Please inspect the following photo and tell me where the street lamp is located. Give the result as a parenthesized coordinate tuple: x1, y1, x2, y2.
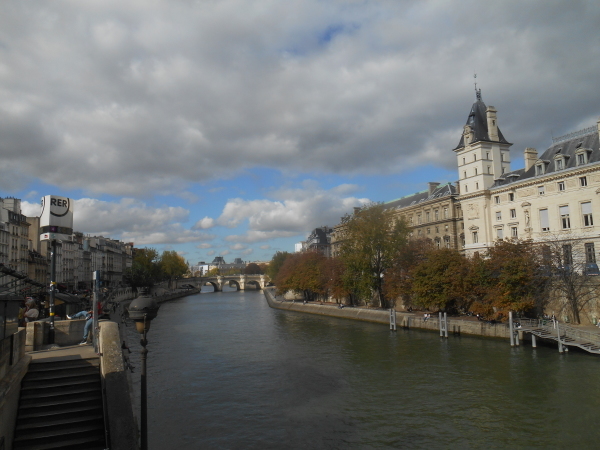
(127, 289, 160, 450)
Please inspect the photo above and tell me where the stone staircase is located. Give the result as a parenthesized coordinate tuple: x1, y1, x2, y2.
(13, 357, 107, 450)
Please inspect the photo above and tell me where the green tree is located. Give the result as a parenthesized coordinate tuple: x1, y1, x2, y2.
(244, 263, 262, 274)
(159, 250, 189, 289)
(409, 248, 470, 312)
(339, 203, 410, 308)
(124, 248, 161, 289)
(267, 251, 292, 280)
(483, 239, 547, 319)
(206, 267, 220, 276)
(275, 251, 327, 301)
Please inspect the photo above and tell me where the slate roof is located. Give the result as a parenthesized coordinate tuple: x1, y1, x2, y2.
(492, 127, 600, 188)
(454, 99, 510, 150)
(383, 183, 458, 210)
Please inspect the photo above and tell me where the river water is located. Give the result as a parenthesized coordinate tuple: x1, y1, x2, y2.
(124, 288, 600, 449)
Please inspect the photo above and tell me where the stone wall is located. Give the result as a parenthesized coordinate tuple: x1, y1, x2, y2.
(264, 288, 512, 340)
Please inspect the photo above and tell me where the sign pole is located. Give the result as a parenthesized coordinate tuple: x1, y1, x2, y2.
(48, 239, 57, 344)
(93, 270, 100, 353)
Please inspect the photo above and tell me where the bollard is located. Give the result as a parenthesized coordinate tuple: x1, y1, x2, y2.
(557, 322, 563, 353)
(509, 312, 515, 347)
(389, 308, 397, 331)
(444, 312, 449, 338)
(531, 333, 537, 348)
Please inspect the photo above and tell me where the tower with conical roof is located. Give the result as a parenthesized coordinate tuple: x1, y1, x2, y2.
(454, 89, 512, 194)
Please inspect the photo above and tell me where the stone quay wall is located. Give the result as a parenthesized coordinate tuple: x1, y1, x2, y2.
(264, 288, 512, 340)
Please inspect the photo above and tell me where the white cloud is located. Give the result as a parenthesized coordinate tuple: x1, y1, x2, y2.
(259, 245, 270, 249)
(241, 248, 253, 256)
(196, 243, 212, 249)
(1, 1, 598, 195)
(229, 243, 247, 250)
(193, 217, 216, 229)
(220, 250, 230, 256)
(207, 250, 215, 256)
(218, 184, 369, 242)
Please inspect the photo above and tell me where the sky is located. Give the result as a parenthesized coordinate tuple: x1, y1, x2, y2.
(1, 0, 599, 264)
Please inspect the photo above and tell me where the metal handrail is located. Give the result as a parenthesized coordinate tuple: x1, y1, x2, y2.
(518, 318, 600, 345)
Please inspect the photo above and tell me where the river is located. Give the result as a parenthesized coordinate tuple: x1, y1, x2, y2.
(124, 288, 600, 449)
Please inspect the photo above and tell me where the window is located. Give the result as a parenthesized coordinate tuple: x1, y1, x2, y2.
(539, 209, 550, 231)
(426, 212, 430, 222)
(445, 225, 449, 232)
(464, 185, 468, 193)
(473, 154, 477, 161)
(558, 181, 565, 191)
(463, 171, 467, 179)
(560, 205, 570, 229)
(511, 227, 518, 238)
(501, 153, 505, 161)
(475, 168, 478, 175)
(417, 214, 422, 224)
(444, 236, 450, 248)
(486, 152, 490, 159)
(494, 196, 500, 204)
(508, 193, 514, 201)
(536, 164, 544, 175)
(577, 153, 586, 165)
(556, 158, 564, 170)
(580, 176, 588, 187)
(435, 226, 439, 233)
(582, 202, 593, 226)
(435, 238, 441, 249)
(462, 158, 466, 165)
(538, 186, 545, 196)
(443, 207, 448, 219)
(434, 210, 439, 220)
(585, 243, 596, 263)
(461, 234, 465, 247)
(476, 182, 479, 190)
(496, 211, 502, 221)
(487, 166, 491, 174)
(409, 216, 413, 225)
(563, 244, 573, 265)
(502, 167, 506, 174)
(472, 232, 478, 244)
(496, 228, 503, 239)
(510, 209, 517, 219)
(427, 228, 431, 234)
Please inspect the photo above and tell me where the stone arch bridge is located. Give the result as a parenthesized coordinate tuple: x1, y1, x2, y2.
(175, 275, 269, 292)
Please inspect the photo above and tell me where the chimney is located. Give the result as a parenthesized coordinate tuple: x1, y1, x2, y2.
(428, 182, 440, 195)
(486, 106, 498, 141)
(524, 147, 538, 171)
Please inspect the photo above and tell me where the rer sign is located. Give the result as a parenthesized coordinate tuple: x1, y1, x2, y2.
(40, 195, 74, 241)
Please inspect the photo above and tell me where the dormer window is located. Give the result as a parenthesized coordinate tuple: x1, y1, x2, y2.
(576, 148, 591, 166)
(536, 164, 544, 176)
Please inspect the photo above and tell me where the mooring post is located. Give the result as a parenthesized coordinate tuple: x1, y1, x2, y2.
(509, 311, 515, 347)
(390, 308, 396, 331)
(439, 312, 443, 337)
(444, 312, 448, 338)
(531, 333, 537, 348)
(557, 322, 563, 353)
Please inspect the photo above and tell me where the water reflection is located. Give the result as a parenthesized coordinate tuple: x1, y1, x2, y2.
(123, 290, 600, 449)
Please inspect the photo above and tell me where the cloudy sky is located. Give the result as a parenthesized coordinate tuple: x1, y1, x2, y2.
(1, 0, 599, 263)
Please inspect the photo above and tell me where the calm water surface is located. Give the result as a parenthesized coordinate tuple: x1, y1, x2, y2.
(124, 288, 600, 449)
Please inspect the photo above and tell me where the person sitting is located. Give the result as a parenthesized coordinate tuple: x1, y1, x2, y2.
(24, 299, 39, 323)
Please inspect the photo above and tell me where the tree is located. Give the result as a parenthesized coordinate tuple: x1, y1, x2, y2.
(244, 263, 262, 274)
(383, 238, 432, 308)
(409, 248, 470, 312)
(275, 251, 327, 301)
(206, 267, 220, 276)
(159, 250, 188, 289)
(267, 251, 292, 280)
(483, 239, 548, 319)
(124, 248, 161, 289)
(540, 234, 596, 324)
(338, 203, 410, 308)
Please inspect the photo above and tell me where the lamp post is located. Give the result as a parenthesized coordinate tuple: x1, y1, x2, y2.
(127, 289, 160, 450)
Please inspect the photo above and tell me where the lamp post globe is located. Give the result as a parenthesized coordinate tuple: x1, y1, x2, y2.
(127, 288, 159, 450)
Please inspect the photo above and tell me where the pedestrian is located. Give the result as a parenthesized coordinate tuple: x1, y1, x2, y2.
(24, 298, 39, 323)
